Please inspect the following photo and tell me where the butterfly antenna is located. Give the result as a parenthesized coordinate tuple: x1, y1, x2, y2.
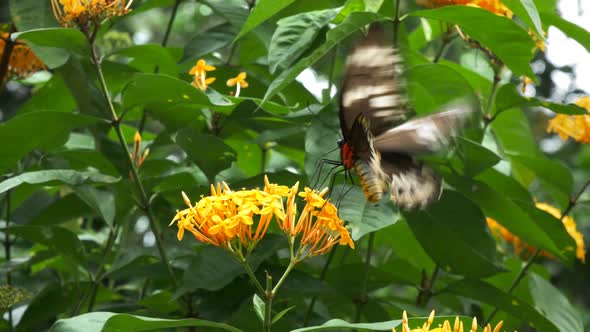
(305, 103, 343, 141)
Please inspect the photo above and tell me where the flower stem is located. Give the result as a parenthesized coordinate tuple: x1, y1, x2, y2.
(240, 259, 266, 296)
(483, 176, 590, 326)
(89, 42, 178, 288)
(263, 272, 273, 332)
(271, 259, 297, 295)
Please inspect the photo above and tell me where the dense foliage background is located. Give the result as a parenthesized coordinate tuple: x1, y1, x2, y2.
(1, 0, 589, 331)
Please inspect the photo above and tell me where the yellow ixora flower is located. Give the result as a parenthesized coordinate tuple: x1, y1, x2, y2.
(393, 310, 503, 332)
(487, 202, 586, 263)
(0, 33, 46, 81)
(169, 176, 354, 260)
(416, 0, 512, 17)
(226, 72, 248, 97)
(547, 96, 590, 143)
(51, 0, 133, 28)
(189, 59, 216, 91)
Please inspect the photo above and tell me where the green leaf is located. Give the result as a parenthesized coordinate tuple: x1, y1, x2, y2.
(494, 84, 587, 115)
(271, 306, 295, 325)
(404, 190, 504, 278)
(235, 0, 296, 41)
(446, 279, 558, 332)
(0, 112, 106, 173)
(268, 8, 340, 74)
(410, 6, 536, 78)
(9, 0, 58, 31)
(74, 185, 116, 226)
(263, 11, 388, 103)
(542, 12, 590, 54)
(0, 170, 119, 195)
(290, 319, 401, 331)
(29, 194, 93, 226)
(335, 185, 400, 240)
(407, 63, 477, 116)
(9, 226, 86, 263)
(529, 273, 584, 332)
(506, 152, 573, 207)
(112, 44, 180, 77)
(48, 312, 243, 332)
(253, 294, 265, 322)
(457, 137, 501, 177)
(13, 28, 89, 68)
(502, 0, 544, 38)
(175, 128, 237, 182)
(184, 23, 235, 62)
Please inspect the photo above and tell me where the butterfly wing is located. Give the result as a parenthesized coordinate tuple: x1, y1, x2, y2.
(374, 103, 474, 155)
(340, 25, 410, 140)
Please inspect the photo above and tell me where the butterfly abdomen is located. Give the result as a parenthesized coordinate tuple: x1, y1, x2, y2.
(353, 159, 387, 202)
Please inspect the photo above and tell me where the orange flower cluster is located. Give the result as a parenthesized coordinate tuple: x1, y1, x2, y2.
(170, 176, 354, 258)
(51, 0, 133, 28)
(487, 202, 586, 263)
(0, 33, 46, 80)
(547, 96, 590, 143)
(394, 311, 503, 332)
(416, 0, 512, 17)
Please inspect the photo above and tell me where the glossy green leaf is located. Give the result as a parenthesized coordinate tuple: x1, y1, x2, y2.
(404, 190, 503, 278)
(268, 8, 339, 73)
(542, 12, 590, 53)
(29, 194, 93, 226)
(494, 84, 587, 115)
(410, 6, 536, 78)
(407, 63, 476, 115)
(112, 44, 180, 77)
(9, 226, 86, 263)
(291, 319, 401, 331)
(184, 23, 235, 62)
(9, 0, 58, 30)
(529, 273, 584, 332)
(0, 170, 119, 195)
(235, 0, 296, 41)
(48, 312, 243, 332)
(272, 306, 295, 325)
(447, 279, 558, 332)
(457, 137, 501, 177)
(502, 0, 544, 38)
(74, 185, 116, 226)
(13, 28, 89, 68)
(253, 294, 265, 322)
(175, 128, 237, 182)
(0, 112, 106, 173)
(263, 11, 388, 103)
(335, 185, 400, 240)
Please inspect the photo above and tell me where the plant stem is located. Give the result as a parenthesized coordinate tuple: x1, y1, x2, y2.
(263, 272, 273, 332)
(303, 247, 337, 326)
(240, 259, 266, 296)
(89, 43, 178, 288)
(271, 259, 296, 295)
(416, 265, 440, 306)
(4, 189, 13, 331)
(483, 176, 590, 326)
(433, 27, 453, 63)
(354, 232, 375, 323)
(483, 68, 502, 130)
(85, 225, 120, 312)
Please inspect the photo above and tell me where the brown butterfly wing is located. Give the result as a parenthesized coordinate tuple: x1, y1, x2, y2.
(340, 25, 410, 140)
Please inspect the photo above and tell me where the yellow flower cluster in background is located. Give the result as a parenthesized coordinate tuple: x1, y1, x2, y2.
(547, 96, 590, 143)
(51, 0, 133, 27)
(393, 311, 503, 332)
(487, 202, 586, 263)
(0, 33, 46, 80)
(416, 0, 512, 17)
(170, 176, 353, 258)
(188, 58, 249, 97)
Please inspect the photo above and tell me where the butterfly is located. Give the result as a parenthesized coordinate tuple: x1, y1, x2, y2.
(338, 24, 474, 210)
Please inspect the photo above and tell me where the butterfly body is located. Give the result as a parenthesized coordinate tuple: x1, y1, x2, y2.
(338, 25, 473, 209)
